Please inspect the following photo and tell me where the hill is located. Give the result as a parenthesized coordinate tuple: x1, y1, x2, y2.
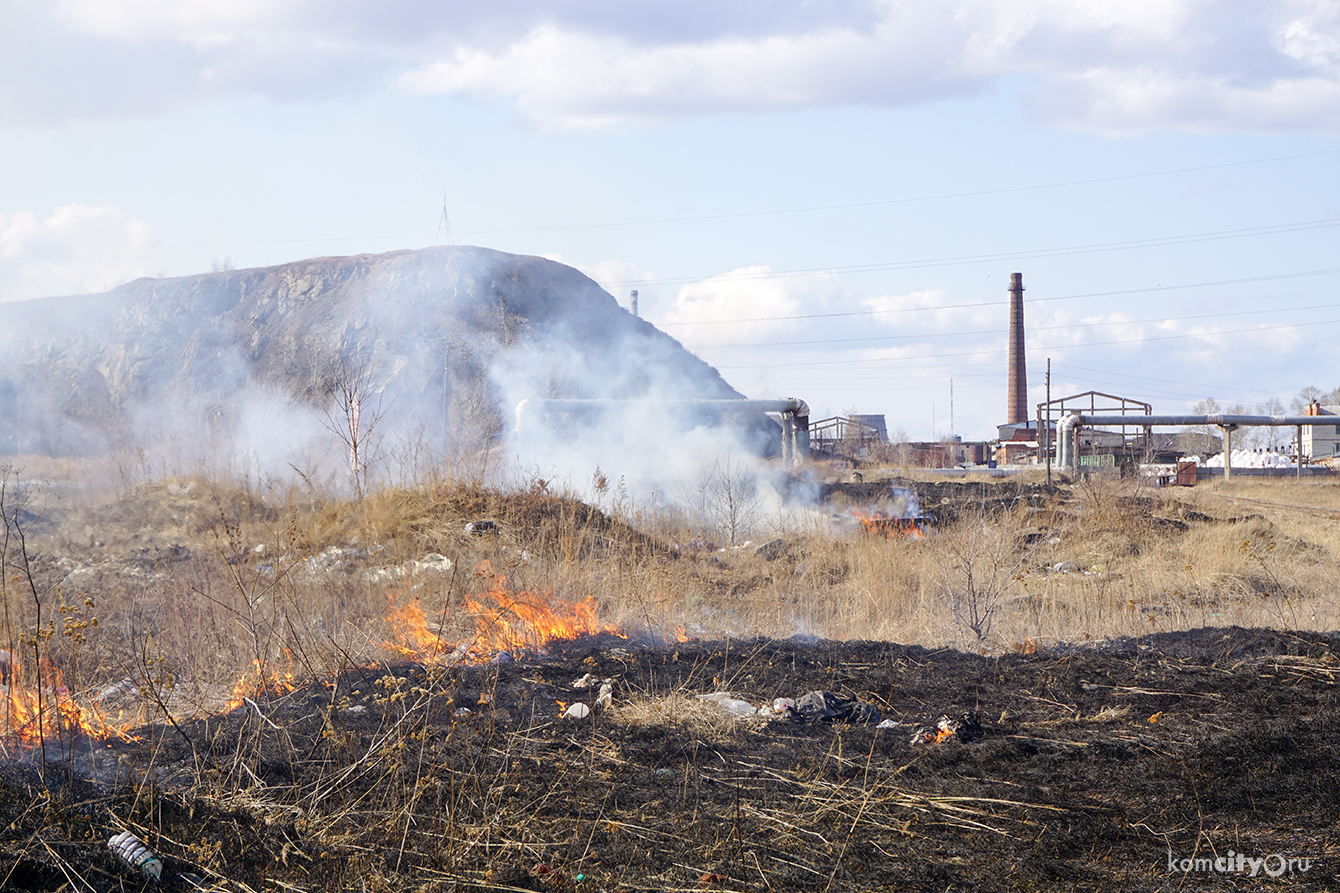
(0, 246, 746, 471)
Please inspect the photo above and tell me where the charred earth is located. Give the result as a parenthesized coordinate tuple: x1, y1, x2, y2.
(1, 628, 1337, 891)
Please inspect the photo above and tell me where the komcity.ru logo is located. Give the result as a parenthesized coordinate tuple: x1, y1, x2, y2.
(1167, 849, 1312, 878)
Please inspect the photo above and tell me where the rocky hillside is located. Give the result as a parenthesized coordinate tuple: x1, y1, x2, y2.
(0, 247, 745, 463)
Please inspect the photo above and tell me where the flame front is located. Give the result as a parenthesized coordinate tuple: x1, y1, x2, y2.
(384, 574, 622, 664)
(1, 655, 132, 748)
(223, 653, 297, 712)
(853, 508, 925, 540)
(466, 584, 615, 654)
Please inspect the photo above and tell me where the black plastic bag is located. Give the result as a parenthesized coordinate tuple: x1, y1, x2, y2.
(786, 690, 882, 725)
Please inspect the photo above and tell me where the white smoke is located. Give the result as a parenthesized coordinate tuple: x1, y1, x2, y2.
(0, 246, 816, 526)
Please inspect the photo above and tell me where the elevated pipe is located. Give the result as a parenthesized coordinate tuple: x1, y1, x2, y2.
(1056, 413, 1337, 476)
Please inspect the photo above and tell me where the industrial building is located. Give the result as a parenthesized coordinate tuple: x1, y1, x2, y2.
(1302, 403, 1340, 461)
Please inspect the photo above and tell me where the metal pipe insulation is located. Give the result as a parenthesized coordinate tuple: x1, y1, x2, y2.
(1056, 412, 1337, 476)
(1065, 414, 1329, 428)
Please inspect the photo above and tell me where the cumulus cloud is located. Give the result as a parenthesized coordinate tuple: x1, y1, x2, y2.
(398, 11, 983, 130)
(657, 267, 856, 348)
(0, 204, 160, 301)
(7, 0, 1340, 133)
(543, 253, 662, 316)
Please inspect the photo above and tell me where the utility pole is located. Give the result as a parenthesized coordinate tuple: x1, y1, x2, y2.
(1045, 358, 1051, 487)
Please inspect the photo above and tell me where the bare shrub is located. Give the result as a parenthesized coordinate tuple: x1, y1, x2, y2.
(933, 508, 1038, 646)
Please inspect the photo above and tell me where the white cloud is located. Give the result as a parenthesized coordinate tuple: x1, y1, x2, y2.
(0, 204, 160, 301)
(398, 11, 983, 130)
(863, 289, 988, 334)
(8, 0, 1340, 133)
(544, 253, 662, 314)
(657, 267, 854, 348)
(55, 0, 300, 44)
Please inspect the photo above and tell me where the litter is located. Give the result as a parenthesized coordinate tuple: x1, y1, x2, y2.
(909, 711, 983, 745)
(564, 702, 591, 719)
(784, 691, 882, 725)
(109, 831, 163, 881)
(696, 692, 759, 718)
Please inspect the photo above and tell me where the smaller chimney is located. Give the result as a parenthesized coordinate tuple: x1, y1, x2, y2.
(629, 289, 639, 317)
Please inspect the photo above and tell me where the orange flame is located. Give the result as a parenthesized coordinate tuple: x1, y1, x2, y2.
(854, 508, 925, 540)
(223, 652, 297, 712)
(383, 573, 623, 664)
(0, 654, 134, 747)
(385, 597, 446, 660)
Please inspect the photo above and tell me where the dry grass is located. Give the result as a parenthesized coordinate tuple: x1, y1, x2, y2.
(3, 457, 1340, 727)
(4, 457, 1340, 893)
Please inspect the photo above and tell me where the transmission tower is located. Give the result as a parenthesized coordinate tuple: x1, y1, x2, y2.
(434, 193, 454, 246)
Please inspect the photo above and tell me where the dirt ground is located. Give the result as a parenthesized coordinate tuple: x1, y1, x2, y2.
(2, 625, 1338, 892)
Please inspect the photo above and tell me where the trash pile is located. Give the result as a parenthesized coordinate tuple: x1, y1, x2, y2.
(685, 688, 984, 744)
(555, 668, 985, 748)
(908, 712, 983, 745)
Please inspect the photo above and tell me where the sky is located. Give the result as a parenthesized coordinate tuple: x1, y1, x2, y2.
(4, 0, 1340, 443)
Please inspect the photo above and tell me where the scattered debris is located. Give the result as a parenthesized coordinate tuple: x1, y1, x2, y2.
(696, 692, 759, 718)
(563, 702, 591, 719)
(465, 520, 498, 535)
(909, 712, 983, 745)
(784, 690, 882, 725)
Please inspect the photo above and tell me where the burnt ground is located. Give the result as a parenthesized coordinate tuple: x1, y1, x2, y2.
(1, 626, 1338, 892)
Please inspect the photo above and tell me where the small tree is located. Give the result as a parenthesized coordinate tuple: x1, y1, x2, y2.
(935, 508, 1034, 646)
(694, 457, 761, 548)
(321, 358, 391, 500)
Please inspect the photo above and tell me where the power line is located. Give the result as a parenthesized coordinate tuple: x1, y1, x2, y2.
(653, 266, 1340, 327)
(689, 299, 1340, 349)
(1051, 363, 1287, 397)
(713, 317, 1340, 368)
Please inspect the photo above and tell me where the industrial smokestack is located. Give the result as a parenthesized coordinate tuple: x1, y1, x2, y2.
(1007, 273, 1027, 425)
(629, 289, 639, 317)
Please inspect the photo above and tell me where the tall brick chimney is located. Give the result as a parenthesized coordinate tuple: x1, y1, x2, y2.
(1007, 273, 1027, 425)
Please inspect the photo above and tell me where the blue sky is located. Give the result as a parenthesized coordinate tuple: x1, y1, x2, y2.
(4, 0, 1340, 441)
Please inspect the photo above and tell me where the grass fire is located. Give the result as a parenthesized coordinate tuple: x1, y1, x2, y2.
(1, 461, 1339, 891)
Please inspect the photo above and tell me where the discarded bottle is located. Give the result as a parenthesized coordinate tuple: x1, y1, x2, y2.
(696, 692, 758, 717)
(109, 830, 163, 881)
